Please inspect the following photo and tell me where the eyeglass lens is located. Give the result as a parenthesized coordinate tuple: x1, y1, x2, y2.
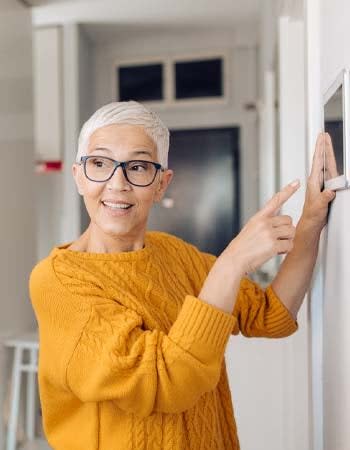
(85, 157, 157, 185)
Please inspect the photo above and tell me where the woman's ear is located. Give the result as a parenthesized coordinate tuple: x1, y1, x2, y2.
(154, 169, 174, 202)
(72, 164, 84, 196)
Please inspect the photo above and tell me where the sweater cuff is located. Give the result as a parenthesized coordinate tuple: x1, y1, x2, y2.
(168, 295, 236, 362)
(265, 284, 299, 336)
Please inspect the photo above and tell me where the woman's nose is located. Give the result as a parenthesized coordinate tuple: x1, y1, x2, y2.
(106, 166, 131, 191)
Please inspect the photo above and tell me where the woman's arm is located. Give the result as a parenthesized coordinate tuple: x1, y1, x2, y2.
(270, 219, 322, 320)
(198, 134, 335, 334)
(271, 133, 336, 320)
(198, 180, 299, 315)
(66, 296, 236, 418)
(201, 252, 298, 338)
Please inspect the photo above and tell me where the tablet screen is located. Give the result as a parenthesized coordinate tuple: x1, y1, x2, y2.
(324, 85, 344, 182)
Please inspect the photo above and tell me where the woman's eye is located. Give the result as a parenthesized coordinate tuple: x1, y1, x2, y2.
(92, 159, 105, 167)
(130, 163, 147, 171)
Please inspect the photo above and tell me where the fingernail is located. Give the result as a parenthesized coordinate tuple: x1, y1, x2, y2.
(290, 179, 300, 187)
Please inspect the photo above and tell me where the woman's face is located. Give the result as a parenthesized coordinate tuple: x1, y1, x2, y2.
(72, 123, 173, 239)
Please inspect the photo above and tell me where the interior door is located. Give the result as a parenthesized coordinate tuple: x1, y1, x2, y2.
(148, 127, 240, 255)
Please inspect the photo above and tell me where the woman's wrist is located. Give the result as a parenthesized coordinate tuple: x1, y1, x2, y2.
(296, 215, 323, 244)
(221, 239, 251, 275)
(198, 255, 246, 314)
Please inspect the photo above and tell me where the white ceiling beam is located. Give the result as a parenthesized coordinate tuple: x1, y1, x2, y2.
(32, 0, 261, 27)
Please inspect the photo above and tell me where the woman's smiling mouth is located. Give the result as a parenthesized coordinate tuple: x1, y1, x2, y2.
(101, 200, 134, 215)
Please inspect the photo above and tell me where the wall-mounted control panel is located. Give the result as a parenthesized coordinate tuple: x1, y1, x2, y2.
(323, 69, 350, 190)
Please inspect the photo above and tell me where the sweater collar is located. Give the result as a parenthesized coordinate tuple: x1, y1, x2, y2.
(51, 231, 155, 261)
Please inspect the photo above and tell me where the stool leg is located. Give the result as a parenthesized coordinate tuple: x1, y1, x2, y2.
(26, 348, 37, 440)
(6, 347, 22, 450)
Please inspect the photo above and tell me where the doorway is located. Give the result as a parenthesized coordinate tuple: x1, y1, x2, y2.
(148, 127, 240, 255)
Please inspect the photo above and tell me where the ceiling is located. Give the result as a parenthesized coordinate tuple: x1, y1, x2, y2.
(31, 0, 263, 28)
(26, 0, 83, 5)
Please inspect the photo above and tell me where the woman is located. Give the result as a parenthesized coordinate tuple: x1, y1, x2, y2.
(30, 101, 335, 450)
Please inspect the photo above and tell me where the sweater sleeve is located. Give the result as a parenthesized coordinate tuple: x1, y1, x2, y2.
(66, 294, 236, 418)
(200, 251, 298, 338)
(234, 278, 298, 338)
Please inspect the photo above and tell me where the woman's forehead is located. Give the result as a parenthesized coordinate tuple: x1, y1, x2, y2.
(87, 123, 157, 156)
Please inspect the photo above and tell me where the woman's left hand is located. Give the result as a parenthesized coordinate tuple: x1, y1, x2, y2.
(301, 132, 336, 232)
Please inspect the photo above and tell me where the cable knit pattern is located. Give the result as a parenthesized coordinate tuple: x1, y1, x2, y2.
(29, 231, 298, 450)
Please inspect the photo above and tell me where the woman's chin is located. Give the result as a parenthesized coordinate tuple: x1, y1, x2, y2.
(90, 209, 148, 239)
(99, 222, 133, 237)
(97, 217, 146, 238)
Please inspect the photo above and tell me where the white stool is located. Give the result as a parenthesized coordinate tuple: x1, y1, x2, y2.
(4, 331, 39, 450)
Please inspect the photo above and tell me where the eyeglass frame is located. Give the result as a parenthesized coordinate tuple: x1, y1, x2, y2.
(79, 155, 165, 187)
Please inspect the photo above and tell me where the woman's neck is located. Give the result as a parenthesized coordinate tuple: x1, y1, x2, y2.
(71, 223, 146, 254)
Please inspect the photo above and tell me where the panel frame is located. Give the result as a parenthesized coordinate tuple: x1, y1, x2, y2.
(323, 68, 350, 190)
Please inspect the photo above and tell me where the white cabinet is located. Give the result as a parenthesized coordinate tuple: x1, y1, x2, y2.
(33, 27, 63, 164)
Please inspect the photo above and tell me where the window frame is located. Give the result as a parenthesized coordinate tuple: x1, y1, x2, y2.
(112, 51, 230, 108)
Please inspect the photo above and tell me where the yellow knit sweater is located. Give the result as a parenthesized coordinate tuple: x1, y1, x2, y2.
(29, 230, 298, 450)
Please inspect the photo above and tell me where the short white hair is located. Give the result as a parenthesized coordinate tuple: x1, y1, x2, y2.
(76, 101, 170, 168)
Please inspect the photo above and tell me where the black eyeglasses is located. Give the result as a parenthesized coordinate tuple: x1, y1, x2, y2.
(80, 155, 164, 187)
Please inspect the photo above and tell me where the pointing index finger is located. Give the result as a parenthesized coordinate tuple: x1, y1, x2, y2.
(259, 179, 301, 217)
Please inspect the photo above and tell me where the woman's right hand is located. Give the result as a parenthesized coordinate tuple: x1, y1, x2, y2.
(222, 179, 301, 273)
(198, 180, 300, 314)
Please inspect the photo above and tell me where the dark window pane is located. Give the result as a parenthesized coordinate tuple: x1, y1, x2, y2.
(118, 64, 163, 102)
(175, 58, 223, 99)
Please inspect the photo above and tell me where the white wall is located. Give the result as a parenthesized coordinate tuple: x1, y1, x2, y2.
(319, 1, 350, 449)
(256, 1, 279, 281)
(78, 25, 95, 232)
(305, 2, 324, 449)
(79, 26, 95, 125)
(258, 0, 278, 99)
(33, 27, 63, 163)
(278, 13, 310, 450)
(0, 0, 37, 445)
(0, 3, 37, 337)
(33, 26, 65, 260)
(36, 173, 63, 261)
(306, 0, 350, 449)
(60, 23, 81, 243)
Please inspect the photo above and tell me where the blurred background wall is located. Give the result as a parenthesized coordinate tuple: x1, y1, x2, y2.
(0, 0, 37, 445)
